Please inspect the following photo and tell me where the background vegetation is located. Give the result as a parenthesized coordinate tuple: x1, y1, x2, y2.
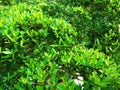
(0, 0, 120, 90)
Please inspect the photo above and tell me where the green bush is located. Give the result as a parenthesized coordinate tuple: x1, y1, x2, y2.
(0, 0, 120, 90)
(40, 0, 120, 63)
(0, 2, 77, 89)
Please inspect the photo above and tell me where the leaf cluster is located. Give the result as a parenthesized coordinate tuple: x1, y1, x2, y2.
(0, 0, 120, 90)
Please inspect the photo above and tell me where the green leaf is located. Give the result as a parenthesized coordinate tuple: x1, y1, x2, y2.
(14, 84, 24, 90)
(20, 77, 28, 84)
(2, 50, 12, 54)
(57, 84, 67, 90)
(0, 47, 1, 54)
(36, 86, 44, 90)
(96, 59, 104, 67)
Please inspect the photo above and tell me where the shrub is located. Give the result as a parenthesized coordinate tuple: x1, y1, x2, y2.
(0, 2, 77, 89)
(40, 0, 120, 64)
(0, 0, 119, 90)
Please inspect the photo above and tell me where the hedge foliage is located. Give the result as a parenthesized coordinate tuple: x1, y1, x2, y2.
(0, 0, 120, 90)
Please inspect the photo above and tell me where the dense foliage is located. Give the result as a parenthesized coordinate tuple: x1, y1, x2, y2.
(0, 0, 120, 90)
